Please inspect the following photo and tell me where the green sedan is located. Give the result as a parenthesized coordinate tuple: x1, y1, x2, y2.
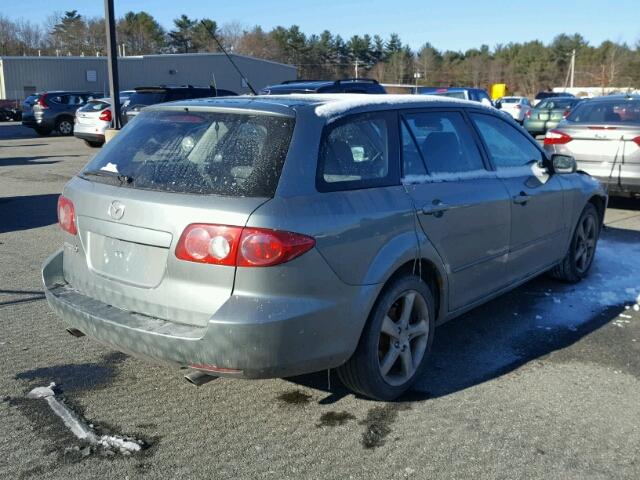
(524, 97, 583, 136)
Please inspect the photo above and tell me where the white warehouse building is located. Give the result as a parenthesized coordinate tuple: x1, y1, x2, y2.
(0, 53, 297, 100)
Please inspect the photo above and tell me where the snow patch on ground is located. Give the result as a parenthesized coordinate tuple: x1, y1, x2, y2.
(27, 383, 143, 456)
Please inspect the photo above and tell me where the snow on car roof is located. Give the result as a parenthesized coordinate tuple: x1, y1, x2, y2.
(279, 93, 494, 118)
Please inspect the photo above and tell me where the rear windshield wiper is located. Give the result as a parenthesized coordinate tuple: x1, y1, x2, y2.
(81, 169, 134, 186)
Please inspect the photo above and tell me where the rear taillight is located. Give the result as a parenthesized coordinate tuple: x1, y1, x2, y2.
(35, 94, 48, 109)
(525, 110, 532, 118)
(562, 109, 570, 118)
(57, 195, 77, 235)
(99, 109, 112, 122)
(175, 224, 315, 267)
(632, 136, 640, 147)
(544, 129, 572, 145)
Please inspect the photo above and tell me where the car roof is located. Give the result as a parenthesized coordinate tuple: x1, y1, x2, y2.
(150, 93, 496, 118)
(586, 94, 640, 102)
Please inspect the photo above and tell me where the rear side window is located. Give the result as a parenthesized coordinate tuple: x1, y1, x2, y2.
(127, 92, 167, 106)
(82, 110, 295, 197)
(567, 100, 640, 124)
(317, 113, 398, 191)
(48, 95, 69, 105)
(402, 111, 485, 174)
(470, 113, 543, 168)
(538, 98, 576, 110)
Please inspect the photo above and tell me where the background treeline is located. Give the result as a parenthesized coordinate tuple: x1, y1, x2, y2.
(1, 10, 639, 96)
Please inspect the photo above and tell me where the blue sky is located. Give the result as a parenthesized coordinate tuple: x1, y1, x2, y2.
(5, 0, 640, 51)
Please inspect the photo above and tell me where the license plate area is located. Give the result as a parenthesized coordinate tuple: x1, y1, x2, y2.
(86, 232, 168, 288)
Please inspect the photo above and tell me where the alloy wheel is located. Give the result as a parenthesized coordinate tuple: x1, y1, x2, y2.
(58, 120, 73, 135)
(575, 213, 597, 274)
(377, 290, 430, 386)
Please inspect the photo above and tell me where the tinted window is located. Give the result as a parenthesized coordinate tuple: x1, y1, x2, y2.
(434, 91, 467, 100)
(48, 95, 69, 105)
(82, 111, 295, 197)
(501, 98, 519, 104)
(127, 92, 167, 106)
(471, 113, 543, 168)
(401, 122, 427, 176)
(403, 111, 485, 174)
(318, 114, 396, 190)
(567, 100, 640, 124)
(537, 98, 576, 110)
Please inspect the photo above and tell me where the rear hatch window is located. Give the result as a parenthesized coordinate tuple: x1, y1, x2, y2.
(127, 91, 168, 107)
(567, 100, 640, 124)
(78, 100, 109, 112)
(82, 110, 295, 197)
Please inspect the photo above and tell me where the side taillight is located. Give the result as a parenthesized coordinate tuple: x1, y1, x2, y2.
(99, 109, 112, 122)
(632, 136, 640, 147)
(175, 224, 315, 267)
(525, 110, 532, 118)
(57, 195, 77, 235)
(562, 109, 571, 118)
(35, 94, 49, 109)
(544, 129, 572, 146)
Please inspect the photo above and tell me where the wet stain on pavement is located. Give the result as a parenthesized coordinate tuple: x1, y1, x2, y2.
(316, 411, 356, 427)
(360, 403, 411, 449)
(277, 390, 313, 405)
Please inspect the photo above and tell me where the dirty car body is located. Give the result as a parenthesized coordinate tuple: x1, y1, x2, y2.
(42, 94, 607, 399)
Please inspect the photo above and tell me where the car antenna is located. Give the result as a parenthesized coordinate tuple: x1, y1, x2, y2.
(202, 21, 257, 95)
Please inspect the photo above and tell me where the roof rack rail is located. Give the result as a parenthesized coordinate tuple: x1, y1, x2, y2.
(335, 78, 379, 85)
(280, 79, 323, 84)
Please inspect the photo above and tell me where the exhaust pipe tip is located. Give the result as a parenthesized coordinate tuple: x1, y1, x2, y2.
(66, 328, 85, 338)
(184, 370, 217, 387)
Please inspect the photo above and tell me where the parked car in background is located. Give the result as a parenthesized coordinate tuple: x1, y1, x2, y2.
(121, 85, 237, 124)
(0, 106, 21, 121)
(43, 94, 606, 401)
(74, 97, 129, 148)
(21, 91, 100, 136)
(495, 96, 532, 123)
(544, 95, 640, 197)
(533, 91, 575, 107)
(259, 78, 386, 95)
(417, 87, 494, 106)
(524, 97, 583, 136)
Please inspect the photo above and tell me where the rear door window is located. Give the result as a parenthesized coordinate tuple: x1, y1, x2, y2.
(402, 111, 485, 174)
(82, 110, 295, 197)
(470, 113, 543, 168)
(317, 113, 398, 191)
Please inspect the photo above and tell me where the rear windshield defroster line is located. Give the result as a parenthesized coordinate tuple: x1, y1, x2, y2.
(81, 110, 295, 197)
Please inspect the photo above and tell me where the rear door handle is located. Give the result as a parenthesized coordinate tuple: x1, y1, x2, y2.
(513, 192, 530, 205)
(422, 200, 450, 217)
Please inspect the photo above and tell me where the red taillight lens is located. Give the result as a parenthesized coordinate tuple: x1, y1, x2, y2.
(632, 136, 640, 147)
(35, 95, 48, 109)
(57, 195, 77, 235)
(238, 228, 315, 267)
(175, 224, 315, 267)
(544, 129, 572, 145)
(525, 110, 532, 118)
(175, 224, 242, 266)
(99, 109, 112, 122)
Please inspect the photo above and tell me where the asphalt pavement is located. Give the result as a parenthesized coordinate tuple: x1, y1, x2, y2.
(1, 122, 639, 479)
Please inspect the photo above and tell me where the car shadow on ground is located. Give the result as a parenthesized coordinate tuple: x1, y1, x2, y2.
(0, 123, 48, 141)
(608, 196, 640, 211)
(0, 193, 59, 233)
(0, 156, 62, 167)
(289, 225, 640, 403)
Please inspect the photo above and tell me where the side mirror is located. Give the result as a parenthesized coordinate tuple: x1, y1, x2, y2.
(551, 154, 577, 174)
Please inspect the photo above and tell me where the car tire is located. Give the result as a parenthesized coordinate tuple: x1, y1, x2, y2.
(84, 140, 103, 148)
(337, 275, 435, 401)
(34, 127, 51, 136)
(550, 203, 600, 283)
(56, 118, 74, 136)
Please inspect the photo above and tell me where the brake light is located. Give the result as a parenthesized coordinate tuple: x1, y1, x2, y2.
(57, 195, 77, 235)
(632, 136, 640, 147)
(544, 129, 572, 145)
(35, 95, 48, 109)
(175, 224, 315, 267)
(525, 110, 532, 118)
(562, 109, 570, 118)
(99, 109, 112, 122)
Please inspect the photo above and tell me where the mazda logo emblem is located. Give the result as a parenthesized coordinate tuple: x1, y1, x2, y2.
(108, 200, 125, 220)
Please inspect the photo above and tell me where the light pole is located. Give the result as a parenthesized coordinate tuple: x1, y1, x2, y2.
(104, 0, 121, 130)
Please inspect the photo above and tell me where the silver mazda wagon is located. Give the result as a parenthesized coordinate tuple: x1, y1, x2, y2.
(42, 94, 607, 400)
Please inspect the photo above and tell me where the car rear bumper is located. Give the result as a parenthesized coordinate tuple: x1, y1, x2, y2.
(42, 250, 370, 378)
(73, 131, 105, 143)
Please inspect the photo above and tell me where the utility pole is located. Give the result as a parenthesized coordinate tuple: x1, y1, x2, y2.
(104, 0, 121, 129)
(570, 49, 576, 89)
